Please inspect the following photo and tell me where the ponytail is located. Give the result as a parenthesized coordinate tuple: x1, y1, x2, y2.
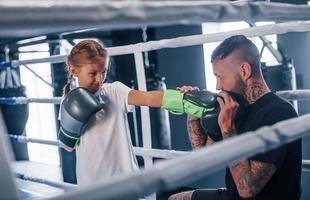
(63, 75, 72, 96)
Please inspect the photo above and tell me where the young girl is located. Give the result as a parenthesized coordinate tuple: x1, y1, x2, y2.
(62, 40, 166, 186)
(61, 40, 213, 186)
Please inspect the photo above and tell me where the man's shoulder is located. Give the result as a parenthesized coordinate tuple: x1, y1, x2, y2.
(270, 94, 297, 116)
(260, 94, 297, 126)
(260, 93, 296, 116)
(245, 93, 297, 129)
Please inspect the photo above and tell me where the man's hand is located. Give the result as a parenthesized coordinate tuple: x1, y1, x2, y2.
(217, 91, 239, 139)
(177, 85, 200, 120)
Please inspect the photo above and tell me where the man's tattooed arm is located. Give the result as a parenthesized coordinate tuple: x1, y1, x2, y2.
(187, 116, 213, 149)
(230, 160, 276, 198)
(168, 191, 194, 200)
(221, 114, 276, 198)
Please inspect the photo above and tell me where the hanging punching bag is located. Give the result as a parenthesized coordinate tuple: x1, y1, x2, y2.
(149, 77, 172, 150)
(156, 78, 172, 149)
(0, 68, 29, 161)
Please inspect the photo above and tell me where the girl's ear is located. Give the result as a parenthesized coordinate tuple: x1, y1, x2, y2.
(69, 65, 80, 76)
(240, 62, 252, 81)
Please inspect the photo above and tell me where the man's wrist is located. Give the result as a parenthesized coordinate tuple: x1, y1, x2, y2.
(188, 115, 200, 122)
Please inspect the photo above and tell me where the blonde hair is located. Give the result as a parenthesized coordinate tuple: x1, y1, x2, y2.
(63, 40, 108, 95)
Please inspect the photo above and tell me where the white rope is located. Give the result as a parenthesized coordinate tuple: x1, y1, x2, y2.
(48, 114, 310, 200)
(7, 134, 310, 171)
(15, 172, 77, 191)
(133, 148, 190, 159)
(7, 134, 189, 159)
(1, 1, 310, 38)
(10, 20, 310, 67)
(8, 135, 65, 148)
(0, 97, 62, 105)
(1, 89, 310, 105)
(276, 90, 310, 101)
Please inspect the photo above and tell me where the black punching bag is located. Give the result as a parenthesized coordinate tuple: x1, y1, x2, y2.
(0, 86, 29, 160)
(149, 78, 172, 150)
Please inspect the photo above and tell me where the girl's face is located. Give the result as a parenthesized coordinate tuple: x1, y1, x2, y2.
(71, 57, 109, 93)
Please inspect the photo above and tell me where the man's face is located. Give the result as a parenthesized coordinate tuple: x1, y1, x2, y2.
(212, 55, 247, 95)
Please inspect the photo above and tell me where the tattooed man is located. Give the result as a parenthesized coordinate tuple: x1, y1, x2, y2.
(169, 35, 301, 200)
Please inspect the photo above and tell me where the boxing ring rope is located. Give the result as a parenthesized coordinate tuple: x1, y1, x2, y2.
(47, 114, 310, 200)
(1, 89, 310, 105)
(276, 90, 310, 101)
(7, 130, 310, 194)
(7, 20, 310, 67)
(0, 97, 62, 105)
(1, 1, 310, 38)
(14, 172, 77, 192)
(7, 134, 190, 160)
(7, 133, 310, 171)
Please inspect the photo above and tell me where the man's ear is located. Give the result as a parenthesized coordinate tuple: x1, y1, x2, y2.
(240, 62, 252, 81)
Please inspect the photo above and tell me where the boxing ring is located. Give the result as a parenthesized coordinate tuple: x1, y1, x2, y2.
(1, 1, 310, 200)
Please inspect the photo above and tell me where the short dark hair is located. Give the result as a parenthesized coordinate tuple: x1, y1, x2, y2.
(211, 35, 260, 77)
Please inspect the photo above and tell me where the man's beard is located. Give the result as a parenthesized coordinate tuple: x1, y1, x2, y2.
(232, 75, 247, 98)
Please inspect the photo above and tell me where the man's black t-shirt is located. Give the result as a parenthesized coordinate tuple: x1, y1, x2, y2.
(225, 92, 302, 200)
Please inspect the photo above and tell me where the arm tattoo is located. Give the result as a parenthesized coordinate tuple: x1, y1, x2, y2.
(187, 118, 207, 149)
(230, 160, 276, 198)
(222, 129, 237, 139)
(168, 191, 194, 200)
(206, 135, 214, 145)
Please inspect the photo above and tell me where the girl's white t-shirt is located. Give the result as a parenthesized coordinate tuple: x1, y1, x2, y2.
(75, 81, 138, 186)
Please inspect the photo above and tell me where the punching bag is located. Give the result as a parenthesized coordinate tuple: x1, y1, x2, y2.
(149, 78, 172, 150)
(0, 86, 29, 160)
(0, 66, 29, 161)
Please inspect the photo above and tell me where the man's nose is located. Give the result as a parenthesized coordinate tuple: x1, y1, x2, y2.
(216, 81, 222, 91)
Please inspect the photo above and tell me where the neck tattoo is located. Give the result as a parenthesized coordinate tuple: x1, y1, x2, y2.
(245, 82, 269, 104)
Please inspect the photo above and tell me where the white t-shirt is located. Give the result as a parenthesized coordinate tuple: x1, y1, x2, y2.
(75, 81, 138, 186)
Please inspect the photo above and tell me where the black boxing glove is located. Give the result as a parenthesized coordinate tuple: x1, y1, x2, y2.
(200, 92, 248, 142)
(58, 87, 103, 151)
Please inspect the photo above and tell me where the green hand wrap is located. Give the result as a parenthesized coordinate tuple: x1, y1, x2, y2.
(162, 90, 215, 118)
(162, 90, 184, 114)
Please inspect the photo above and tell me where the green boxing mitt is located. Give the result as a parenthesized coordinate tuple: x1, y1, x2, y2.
(161, 90, 218, 118)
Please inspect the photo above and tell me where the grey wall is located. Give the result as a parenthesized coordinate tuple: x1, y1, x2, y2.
(278, 32, 310, 200)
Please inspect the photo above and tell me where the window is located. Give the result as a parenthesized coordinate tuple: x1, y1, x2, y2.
(19, 43, 59, 165)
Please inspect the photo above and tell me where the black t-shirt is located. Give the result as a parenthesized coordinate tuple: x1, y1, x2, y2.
(225, 92, 302, 200)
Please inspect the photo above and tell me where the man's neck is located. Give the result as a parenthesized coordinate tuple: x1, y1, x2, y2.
(245, 81, 270, 104)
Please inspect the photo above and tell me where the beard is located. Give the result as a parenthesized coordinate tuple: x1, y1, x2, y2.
(231, 75, 247, 98)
